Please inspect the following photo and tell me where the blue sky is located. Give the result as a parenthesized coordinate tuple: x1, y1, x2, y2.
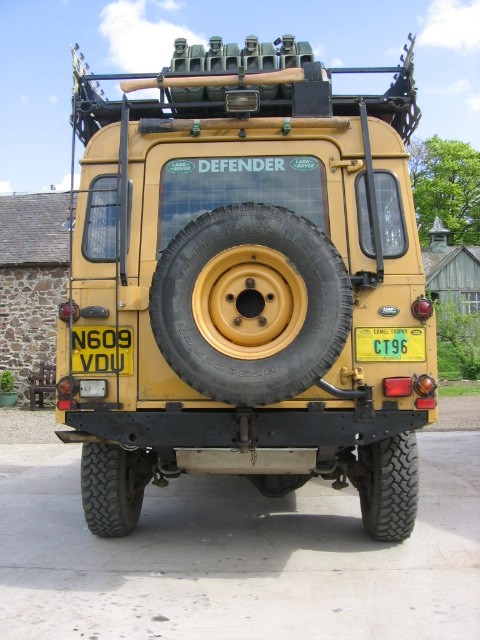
(1, 0, 479, 194)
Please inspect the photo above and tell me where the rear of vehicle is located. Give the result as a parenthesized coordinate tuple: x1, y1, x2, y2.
(56, 36, 437, 541)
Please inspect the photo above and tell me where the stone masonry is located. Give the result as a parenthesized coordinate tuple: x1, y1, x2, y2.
(0, 192, 73, 406)
(0, 266, 68, 404)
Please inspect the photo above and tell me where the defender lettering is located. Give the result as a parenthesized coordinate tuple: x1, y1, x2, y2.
(198, 157, 285, 173)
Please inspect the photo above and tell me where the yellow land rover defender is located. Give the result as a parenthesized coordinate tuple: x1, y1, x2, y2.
(56, 35, 437, 541)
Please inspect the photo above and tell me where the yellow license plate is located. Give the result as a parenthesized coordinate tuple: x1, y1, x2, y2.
(71, 326, 133, 375)
(355, 327, 426, 362)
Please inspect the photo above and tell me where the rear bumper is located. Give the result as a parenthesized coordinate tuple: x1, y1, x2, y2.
(62, 407, 429, 448)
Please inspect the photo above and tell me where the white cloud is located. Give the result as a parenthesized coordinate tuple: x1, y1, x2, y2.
(43, 173, 80, 192)
(158, 0, 184, 10)
(418, 0, 480, 52)
(99, 0, 206, 72)
(20, 95, 28, 106)
(329, 58, 344, 67)
(467, 93, 480, 110)
(424, 78, 471, 94)
(447, 79, 471, 93)
(0, 180, 13, 195)
(49, 95, 59, 105)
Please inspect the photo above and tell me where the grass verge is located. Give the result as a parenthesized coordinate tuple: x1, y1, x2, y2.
(438, 382, 480, 397)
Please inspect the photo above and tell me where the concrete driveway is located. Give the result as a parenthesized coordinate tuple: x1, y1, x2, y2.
(0, 425, 478, 639)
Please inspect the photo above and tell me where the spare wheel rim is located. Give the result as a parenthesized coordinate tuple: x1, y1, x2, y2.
(191, 245, 308, 360)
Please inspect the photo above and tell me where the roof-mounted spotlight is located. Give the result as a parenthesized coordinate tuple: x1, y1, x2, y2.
(225, 89, 260, 115)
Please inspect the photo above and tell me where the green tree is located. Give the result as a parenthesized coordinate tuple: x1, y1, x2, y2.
(407, 136, 480, 245)
(435, 299, 480, 379)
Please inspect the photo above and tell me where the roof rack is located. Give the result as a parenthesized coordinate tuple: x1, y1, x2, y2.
(71, 34, 421, 146)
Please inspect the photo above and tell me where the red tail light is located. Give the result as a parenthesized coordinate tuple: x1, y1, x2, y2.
(383, 377, 413, 397)
(415, 397, 436, 410)
(57, 398, 78, 411)
(59, 301, 80, 323)
(412, 296, 434, 320)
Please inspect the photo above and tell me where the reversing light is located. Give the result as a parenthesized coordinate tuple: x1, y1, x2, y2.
(225, 90, 260, 113)
(383, 377, 413, 397)
(412, 296, 434, 321)
(414, 374, 438, 397)
(59, 301, 80, 323)
(56, 375, 79, 398)
(79, 379, 108, 398)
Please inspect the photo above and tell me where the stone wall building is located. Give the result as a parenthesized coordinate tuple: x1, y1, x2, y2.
(0, 193, 73, 404)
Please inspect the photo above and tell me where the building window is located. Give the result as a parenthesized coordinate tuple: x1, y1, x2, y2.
(460, 292, 480, 314)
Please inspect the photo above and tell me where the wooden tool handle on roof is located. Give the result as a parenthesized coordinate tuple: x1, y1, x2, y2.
(120, 67, 306, 94)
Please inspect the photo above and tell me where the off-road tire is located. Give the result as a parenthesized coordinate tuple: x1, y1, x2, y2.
(149, 203, 353, 406)
(81, 443, 146, 537)
(358, 431, 419, 542)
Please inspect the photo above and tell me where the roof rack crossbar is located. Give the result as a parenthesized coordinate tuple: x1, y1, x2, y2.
(71, 35, 421, 146)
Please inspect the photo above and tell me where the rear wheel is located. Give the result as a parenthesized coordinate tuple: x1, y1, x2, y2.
(358, 432, 419, 542)
(81, 443, 150, 537)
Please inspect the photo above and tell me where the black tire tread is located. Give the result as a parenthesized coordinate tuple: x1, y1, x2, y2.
(360, 431, 419, 542)
(81, 443, 144, 538)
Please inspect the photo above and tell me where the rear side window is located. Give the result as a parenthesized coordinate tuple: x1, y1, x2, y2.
(83, 175, 131, 261)
(356, 171, 407, 258)
(159, 156, 327, 250)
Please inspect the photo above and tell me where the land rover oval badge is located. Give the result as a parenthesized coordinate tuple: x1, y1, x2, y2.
(378, 305, 400, 317)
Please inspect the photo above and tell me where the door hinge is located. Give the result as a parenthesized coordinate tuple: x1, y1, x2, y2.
(329, 158, 364, 173)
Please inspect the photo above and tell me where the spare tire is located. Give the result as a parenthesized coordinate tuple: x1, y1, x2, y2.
(149, 203, 353, 406)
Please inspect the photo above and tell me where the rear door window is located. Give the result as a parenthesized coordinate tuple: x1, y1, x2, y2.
(159, 156, 327, 250)
(356, 171, 407, 257)
(83, 175, 131, 261)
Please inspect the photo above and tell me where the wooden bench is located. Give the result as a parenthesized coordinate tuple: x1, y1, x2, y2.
(28, 363, 56, 410)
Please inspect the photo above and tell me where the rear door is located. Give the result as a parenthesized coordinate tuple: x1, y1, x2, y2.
(138, 138, 354, 404)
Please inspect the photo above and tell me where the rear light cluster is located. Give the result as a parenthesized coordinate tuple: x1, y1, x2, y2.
(58, 301, 109, 322)
(56, 375, 79, 410)
(56, 376, 108, 410)
(383, 374, 437, 409)
(381, 295, 436, 407)
(413, 374, 438, 409)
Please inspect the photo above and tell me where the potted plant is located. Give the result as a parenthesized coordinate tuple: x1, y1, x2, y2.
(0, 370, 18, 407)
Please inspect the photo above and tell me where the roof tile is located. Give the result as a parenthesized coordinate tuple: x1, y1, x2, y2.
(0, 192, 75, 266)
